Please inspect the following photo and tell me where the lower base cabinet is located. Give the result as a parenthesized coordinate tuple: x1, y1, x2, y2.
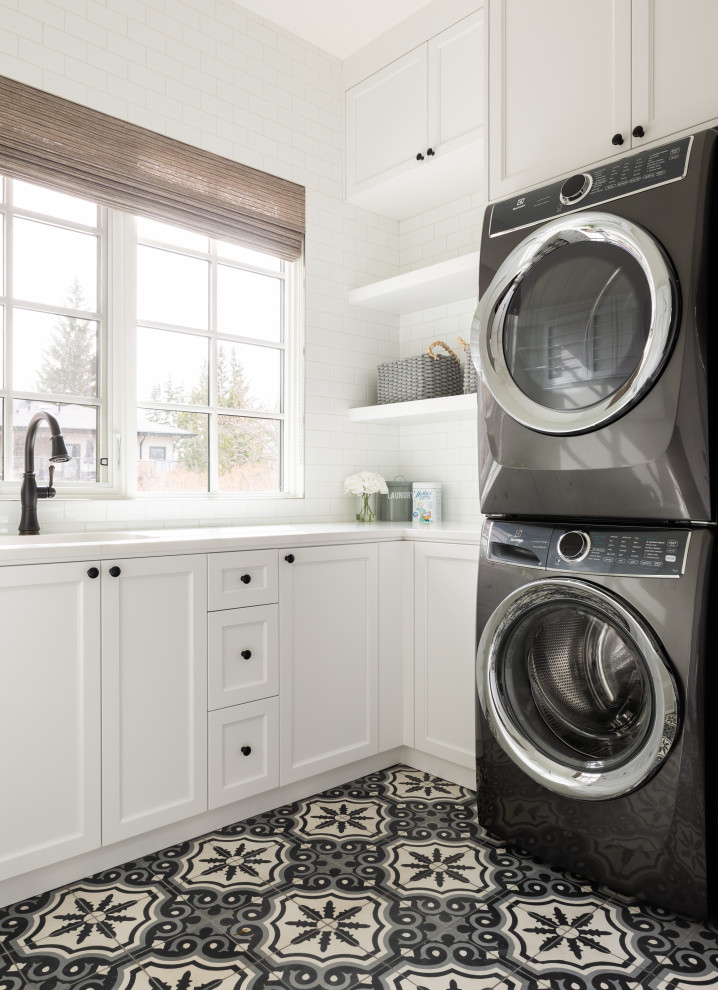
(102, 554, 208, 845)
(414, 541, 479, 768)
(279, 543, 379, 784)
(208, 697, 279, 808)
(0, 561, 101, 882)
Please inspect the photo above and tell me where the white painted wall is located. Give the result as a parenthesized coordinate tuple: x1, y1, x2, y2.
(0, 0, 482, 530)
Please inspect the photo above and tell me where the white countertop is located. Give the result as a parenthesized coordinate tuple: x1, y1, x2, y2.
(0, 520, 484, 565)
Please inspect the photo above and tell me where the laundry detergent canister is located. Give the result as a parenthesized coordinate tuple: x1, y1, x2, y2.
(377, 478, 413, 521)
(412, 482, 442, 527)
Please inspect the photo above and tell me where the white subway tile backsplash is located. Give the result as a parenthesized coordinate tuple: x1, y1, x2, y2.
(0, 0, 481, 530)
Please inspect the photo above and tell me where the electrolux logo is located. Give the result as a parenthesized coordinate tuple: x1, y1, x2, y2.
(512, 197, 526, 211)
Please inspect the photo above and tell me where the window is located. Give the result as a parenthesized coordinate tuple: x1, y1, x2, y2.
(135, 218, 293, 495)
(0, 175, 303, 498)
(0, 176, 107, 486)
(0, 74, 305, 499)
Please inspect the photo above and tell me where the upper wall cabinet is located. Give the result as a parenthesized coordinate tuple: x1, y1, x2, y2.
(345, 9, 485, 219)
(488, 0, 718, 201)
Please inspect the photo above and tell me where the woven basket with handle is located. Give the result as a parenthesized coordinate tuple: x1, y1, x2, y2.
(377, 341, 462, 404)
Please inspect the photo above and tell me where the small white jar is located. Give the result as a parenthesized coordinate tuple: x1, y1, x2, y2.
(412, 482, 442, 527)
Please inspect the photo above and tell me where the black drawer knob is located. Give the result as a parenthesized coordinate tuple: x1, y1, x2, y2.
(611, 132, 624, 146)
(241, 649, 252, 660)
(241, 745, 252, 756)
(426, 147, 435, 156)
(416, 152, 424, 161)
(109, 566, 121, 577)
(285, 554, 295, 563)
(87, 567, 99, 579)
(632, 124, 645, 138)
(240, 574, 251, 584)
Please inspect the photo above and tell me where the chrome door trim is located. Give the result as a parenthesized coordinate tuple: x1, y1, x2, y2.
(476, 578, 679, 800)
(470, 212, 678, 435)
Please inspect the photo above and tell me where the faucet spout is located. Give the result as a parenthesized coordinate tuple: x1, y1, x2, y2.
(19, 411, 72, 535)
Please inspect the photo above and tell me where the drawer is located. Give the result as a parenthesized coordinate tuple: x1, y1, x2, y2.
(208, 697, 279, 809)
(207, 549, 278, 610)
(208, 604, 279, 710)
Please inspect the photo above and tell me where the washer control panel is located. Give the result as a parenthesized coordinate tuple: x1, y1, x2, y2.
(548, 528, 689, 576)
(487, 521, 689, 576)
(489, 135, 691, 236)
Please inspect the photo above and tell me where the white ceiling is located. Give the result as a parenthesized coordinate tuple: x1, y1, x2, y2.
(235, 0, 435, 59)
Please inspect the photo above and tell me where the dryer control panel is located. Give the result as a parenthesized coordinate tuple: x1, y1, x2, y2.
(489, 136, 692, 236)
(487, 521, 690, 577)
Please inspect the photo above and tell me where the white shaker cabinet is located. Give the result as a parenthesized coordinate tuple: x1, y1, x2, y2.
(279, 543, 379, 784)
(631, 0, 718, 152)
(345, 9, 484, 219)
(488, 0, 631, 200)
(489, 0, 718, 201)
(414, 542, 479, 769)
(102, 554, 208, 845)
(0, 562, 101, 881)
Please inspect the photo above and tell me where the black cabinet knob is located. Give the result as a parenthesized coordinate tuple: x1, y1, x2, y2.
(426, 147, 435, 156)
(632, 124, 645, 138)
(416, 152, 424, 161)
(611, 133, 624, 146)
(109, 565, 121, 577)
(285, 553, 295, 563)
(240, 573, 251, 584)
(241, 745, 252, 756)
(87, 567, 99, 579)
(241, 649, 252, 660)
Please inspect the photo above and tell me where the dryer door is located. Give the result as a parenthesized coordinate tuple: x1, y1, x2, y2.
(477, 578, 679, 800)
(471, 211, 678, 435)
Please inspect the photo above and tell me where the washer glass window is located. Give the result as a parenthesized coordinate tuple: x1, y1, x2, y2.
(503, 242, 652, 411)
(473, 212, 678, 435)
(478, 579, 679, 799)
(499, 599, 651, 768)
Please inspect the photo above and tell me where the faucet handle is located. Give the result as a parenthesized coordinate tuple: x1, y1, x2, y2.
(37, 464, 56, 500)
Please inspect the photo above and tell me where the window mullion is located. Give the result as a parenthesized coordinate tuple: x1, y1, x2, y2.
(4, 180, 13, 484)
(208, 245, 218, 494)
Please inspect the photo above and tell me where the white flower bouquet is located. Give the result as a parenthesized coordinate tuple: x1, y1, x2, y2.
(344, 471, 388, 522)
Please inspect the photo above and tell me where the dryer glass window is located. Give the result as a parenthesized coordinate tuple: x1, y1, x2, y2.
(499, 600, 652, 769)
(502, 243, 652, 411)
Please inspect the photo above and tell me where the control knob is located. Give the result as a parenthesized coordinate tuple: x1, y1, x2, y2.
(559, 173, 592, 205)
(556, 530, 591, 563)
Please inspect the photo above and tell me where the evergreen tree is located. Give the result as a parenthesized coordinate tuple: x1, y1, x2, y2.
(149, 345, 275, 476)
(36, 278, 96, 396)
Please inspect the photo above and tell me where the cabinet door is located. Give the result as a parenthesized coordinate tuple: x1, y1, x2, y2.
(488, 0, 632, 199)
(414, 543, 479, 769)
(631, 0, 718, 148)
(0, 562, 101, 881)
(279, 544, 379, 784)
(345, 45, 428, 194)
(428, 10, 485, 158)
(102, 554, 207, 844)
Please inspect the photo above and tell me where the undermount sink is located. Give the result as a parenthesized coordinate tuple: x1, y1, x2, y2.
(0, 531, 160, 547)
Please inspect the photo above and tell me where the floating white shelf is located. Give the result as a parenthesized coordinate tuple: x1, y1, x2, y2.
(348, 392, 477, 425)
(348, 252, 480, 315)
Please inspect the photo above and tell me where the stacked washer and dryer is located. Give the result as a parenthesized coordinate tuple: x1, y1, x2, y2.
(470, 130, 718, 918)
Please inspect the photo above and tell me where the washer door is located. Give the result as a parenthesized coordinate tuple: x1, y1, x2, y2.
(471, 211, 678, 435)
(477, 578, 679, 800)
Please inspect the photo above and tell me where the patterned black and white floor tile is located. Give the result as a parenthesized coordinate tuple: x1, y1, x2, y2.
(1, 764, 717, 990)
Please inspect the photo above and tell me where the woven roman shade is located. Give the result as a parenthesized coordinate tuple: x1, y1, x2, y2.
(0, 75, 305, 260)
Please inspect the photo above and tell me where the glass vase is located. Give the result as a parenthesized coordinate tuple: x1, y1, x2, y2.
(356, 492, 375, 523)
